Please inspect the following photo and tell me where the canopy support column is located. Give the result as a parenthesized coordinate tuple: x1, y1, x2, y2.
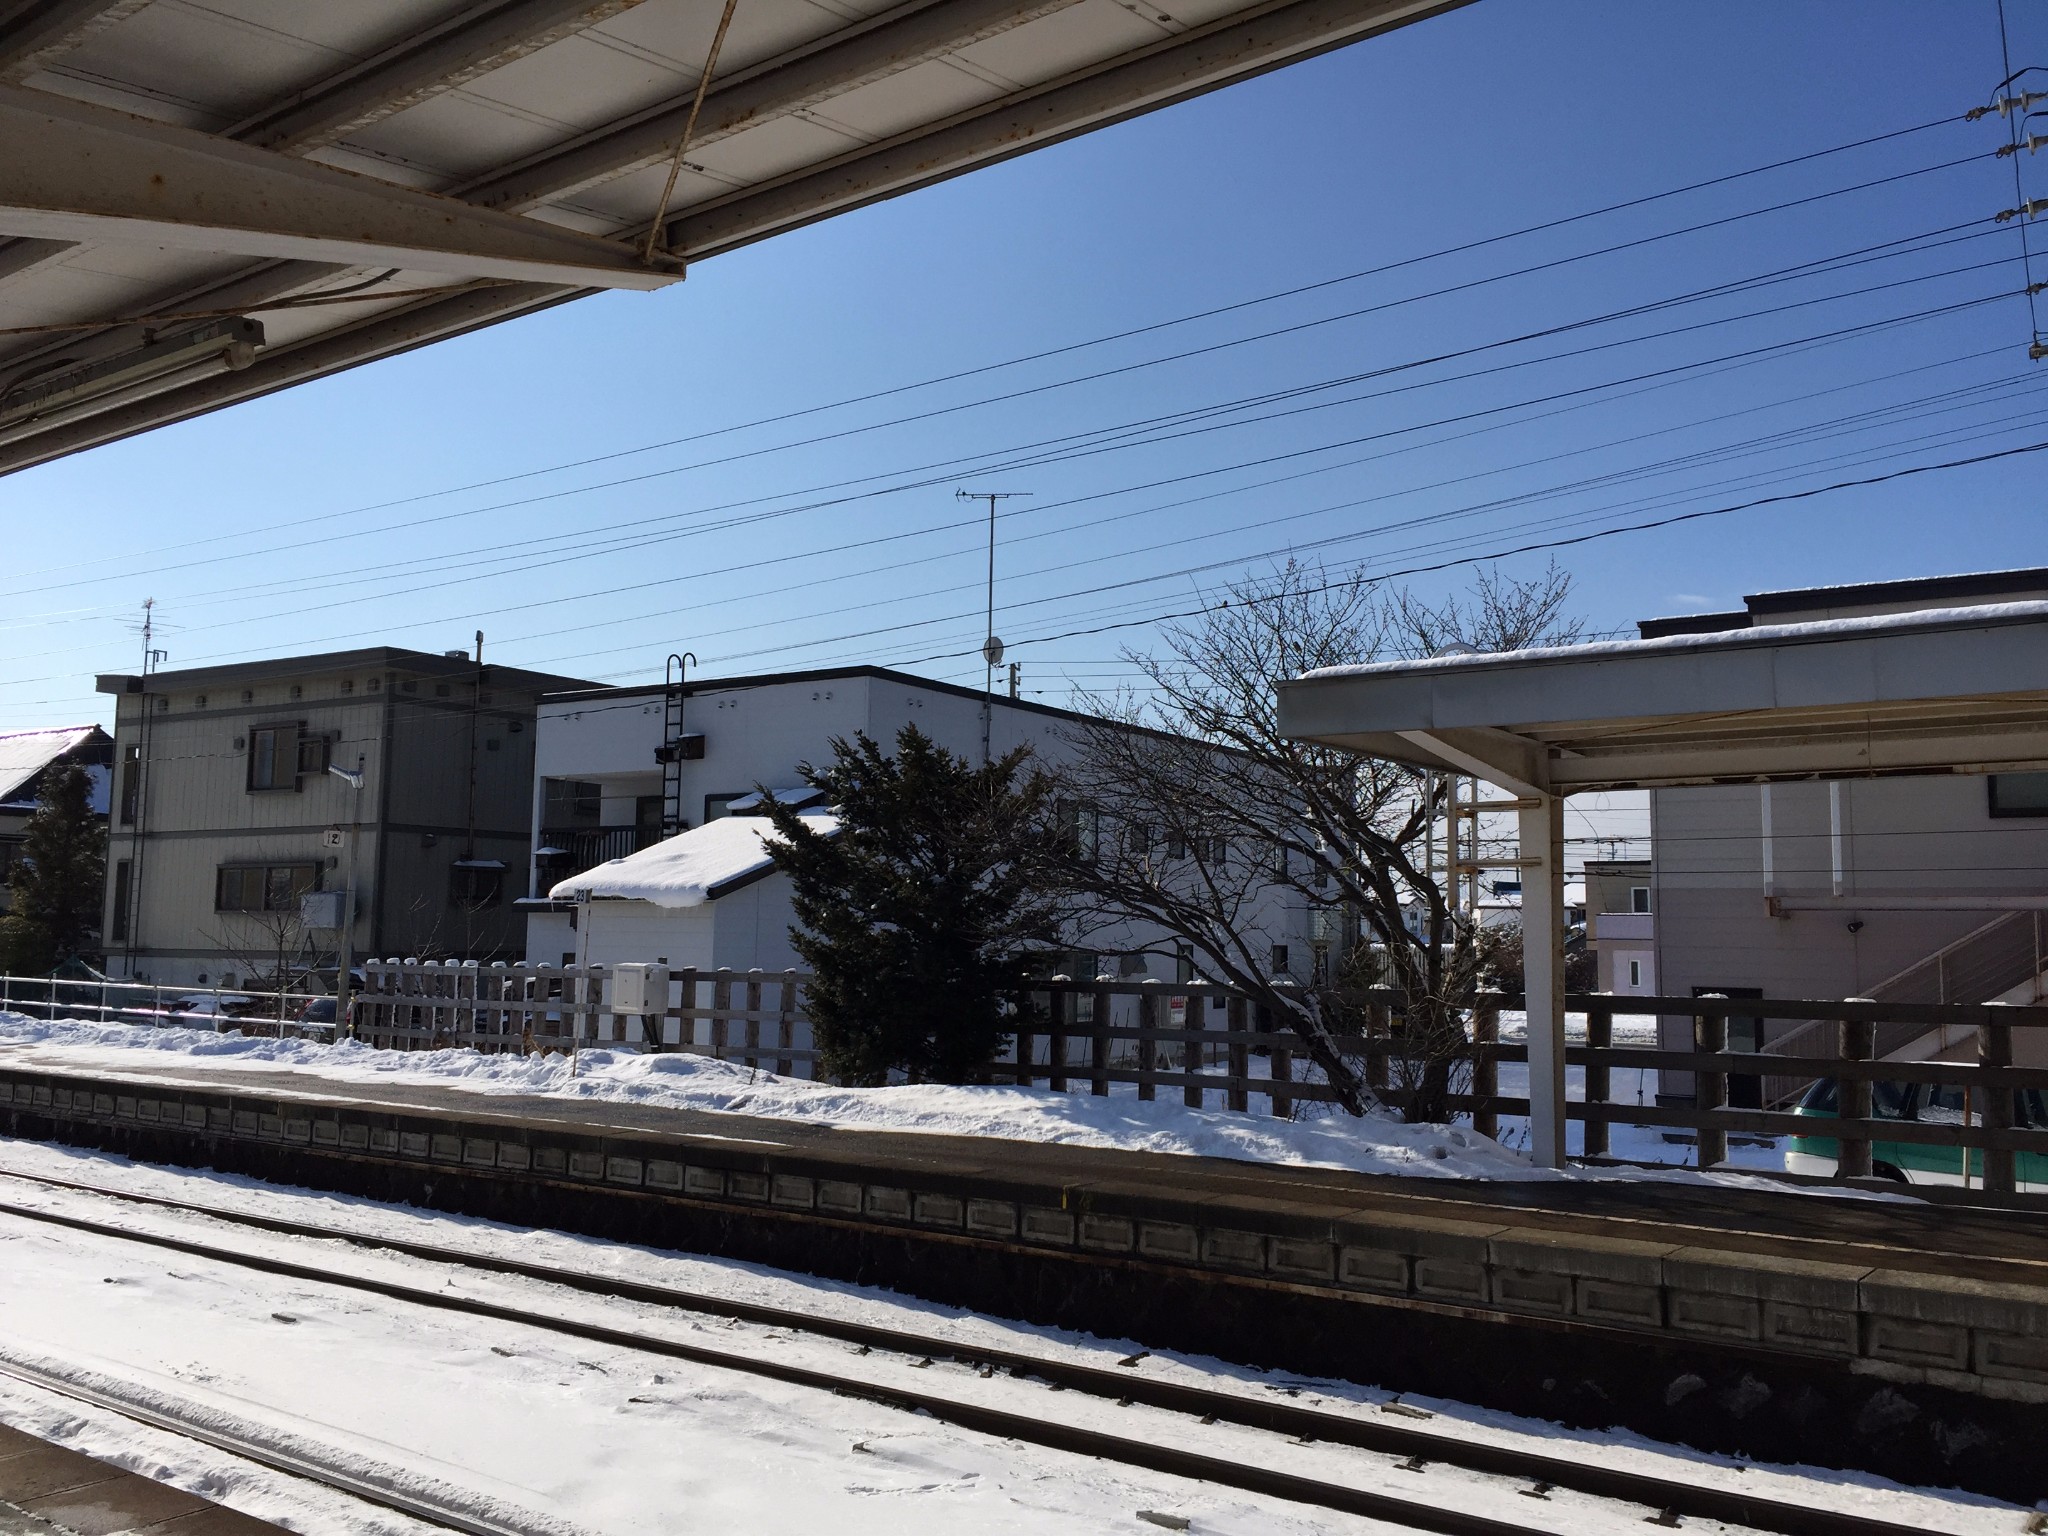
(1518, 793, 1567, 1169)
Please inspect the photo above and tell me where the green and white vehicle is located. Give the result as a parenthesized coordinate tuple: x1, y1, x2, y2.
(1786, 1077, 2048, 1190)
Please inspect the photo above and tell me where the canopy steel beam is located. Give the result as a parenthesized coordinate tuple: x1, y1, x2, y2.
(459, 0, 1088, 212)
(0, 86, 682, 288)
(227, 0, 651, 153)
(0, 0, 1464, 473)
(665, 0, 1456, 259)
(0, 0, 148, 82)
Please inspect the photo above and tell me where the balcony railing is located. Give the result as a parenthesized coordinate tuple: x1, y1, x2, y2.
(536, 825, 654, 884)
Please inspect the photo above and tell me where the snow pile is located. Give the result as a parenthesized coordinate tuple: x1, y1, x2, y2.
(549, 807, 838, 907)
(0, 1012, 1533, 1180)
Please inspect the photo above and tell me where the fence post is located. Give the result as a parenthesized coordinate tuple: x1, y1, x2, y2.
(1471, 997, 1499, 1140)
(1181, 985, 1207, 1108)
(1226, 993, 1249, 1113)
(1694, 994, 1728, 1169)
(1138, 981, 1160, 1103)
(1090, 979, 1111, 1097)
(1366, 998, 1390, 1093)
(744, 970, 763, 1067)
(1012, 986, 1036, 1089)
(1265, 1001, 1293, 1120)
(668, 967, 693, 1052)
(1048, 984, 1069, 1093)
(710, 970, 733, 1060)
(1583, 997, 1612, 1159)
(1837, 1006, 1875, 1181)
(777, 971, 798, 1077)
(1979, 1004, 2017, 1195)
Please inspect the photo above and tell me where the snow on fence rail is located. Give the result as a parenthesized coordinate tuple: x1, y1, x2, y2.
(351, 960, 1476, 1118)
(0, 973, 334, 1038)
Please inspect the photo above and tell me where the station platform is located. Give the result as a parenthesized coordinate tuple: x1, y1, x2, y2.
(0, 1421, 280, 1535)
(1, 1047, 2044, 1500)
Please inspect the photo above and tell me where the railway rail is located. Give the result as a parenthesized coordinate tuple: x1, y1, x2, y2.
(0, 1352, 535, 1536)
(0, 1165, 1983, 1536)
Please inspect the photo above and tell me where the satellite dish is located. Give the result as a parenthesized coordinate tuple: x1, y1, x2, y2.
(982, 636, 1005, 667)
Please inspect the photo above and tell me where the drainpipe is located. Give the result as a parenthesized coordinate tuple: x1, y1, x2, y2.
(1829, 781, 1845, 898)
(1759, 783, 1775, 901)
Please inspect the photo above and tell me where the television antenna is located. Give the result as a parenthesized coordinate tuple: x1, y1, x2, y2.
(956, 489, 1030, 763)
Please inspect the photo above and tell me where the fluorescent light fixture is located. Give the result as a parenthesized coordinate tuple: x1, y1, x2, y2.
(0, 317, 263, 438)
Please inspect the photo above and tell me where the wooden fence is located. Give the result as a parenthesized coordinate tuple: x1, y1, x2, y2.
(351, 962, 2048, 1197)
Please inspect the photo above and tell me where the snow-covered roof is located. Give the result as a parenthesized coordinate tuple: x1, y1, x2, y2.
(1298, 599, 2048, 681)
(0, 726, 100, 806)
(551, 809, 840, 909)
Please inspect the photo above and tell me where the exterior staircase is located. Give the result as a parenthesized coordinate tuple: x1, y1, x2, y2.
(1759, 910, 2047, 1107)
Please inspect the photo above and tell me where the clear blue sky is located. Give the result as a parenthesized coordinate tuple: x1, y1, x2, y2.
(5, 0, 2047, 726)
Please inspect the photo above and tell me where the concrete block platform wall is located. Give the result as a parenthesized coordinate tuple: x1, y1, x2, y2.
(1, 1061, 2045, 1502)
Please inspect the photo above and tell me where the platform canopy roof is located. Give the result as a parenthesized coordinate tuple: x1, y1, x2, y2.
(0, 0, 1459, 476)
(1274, 601, 2048, 796)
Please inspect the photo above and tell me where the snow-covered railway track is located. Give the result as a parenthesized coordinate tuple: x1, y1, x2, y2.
(0, 1168, 1945, 1536)
(0, 1353, 555, 1536)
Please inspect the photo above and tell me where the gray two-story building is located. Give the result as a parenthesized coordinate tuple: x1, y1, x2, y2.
(97, 648, 592, 989)
(1639, 569, 2048, 1104)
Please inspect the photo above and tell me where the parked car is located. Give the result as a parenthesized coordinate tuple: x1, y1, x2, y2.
(1785, 1077, 2048, 1190)
(290, 995, 352, 1037)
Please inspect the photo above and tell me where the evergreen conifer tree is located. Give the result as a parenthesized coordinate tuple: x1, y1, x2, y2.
(0, 763, 105, 974)
(763, 727, 1064, 1085)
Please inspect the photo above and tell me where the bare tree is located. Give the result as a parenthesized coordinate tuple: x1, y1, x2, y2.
(1057, 560, 1582, 1123)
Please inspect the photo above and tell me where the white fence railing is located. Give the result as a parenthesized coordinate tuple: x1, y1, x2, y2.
(0, 974, 336, 1038)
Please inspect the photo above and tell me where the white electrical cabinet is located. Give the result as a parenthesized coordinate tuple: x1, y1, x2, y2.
(608, 963, 669, 1015)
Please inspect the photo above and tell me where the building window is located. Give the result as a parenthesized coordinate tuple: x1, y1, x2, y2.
(704, 793, 745, 822)
(109, 861, 131, 940)
(295, 733, 329, 777)
(247, 724, 301, 791)
(1628, 958, 1642, 988)
(1165, 830, 1187, 860)
(636, 795, 664, 844)
(449, 864, 504, 909)
(1056, 801, 1099, 862)
(1989, 773, 2048, 817)
(544, 779, 601, 826)
(1631, 886, 1651, 913)
(1270, 944, 1290, 974)
(118, 744, 139, 825)
(215, 863, 318, 912)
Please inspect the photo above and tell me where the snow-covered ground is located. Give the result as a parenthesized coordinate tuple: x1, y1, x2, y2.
(0, 1011, 1806, 1192)
(0, 1141, 2019, 1536)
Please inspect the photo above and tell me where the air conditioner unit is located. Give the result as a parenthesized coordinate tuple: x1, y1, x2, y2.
(609, 963, 669, 1015)
(653, 733, 705, 764)
(300, 889, 348, 930)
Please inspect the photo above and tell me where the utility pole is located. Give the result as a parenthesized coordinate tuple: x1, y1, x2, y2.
(464, 630, 483, 863)
(122, 598, 165, 979)
(328, 757, 366, 1035)
(955, 489, 1029, 764)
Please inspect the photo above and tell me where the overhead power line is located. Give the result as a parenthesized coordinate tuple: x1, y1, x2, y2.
(3, 120, 1988, 590)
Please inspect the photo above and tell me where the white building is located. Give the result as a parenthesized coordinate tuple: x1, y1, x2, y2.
(520, 666, 1311, 983)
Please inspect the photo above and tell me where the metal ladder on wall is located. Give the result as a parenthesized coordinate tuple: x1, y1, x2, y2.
(659, 651, 695, 837)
